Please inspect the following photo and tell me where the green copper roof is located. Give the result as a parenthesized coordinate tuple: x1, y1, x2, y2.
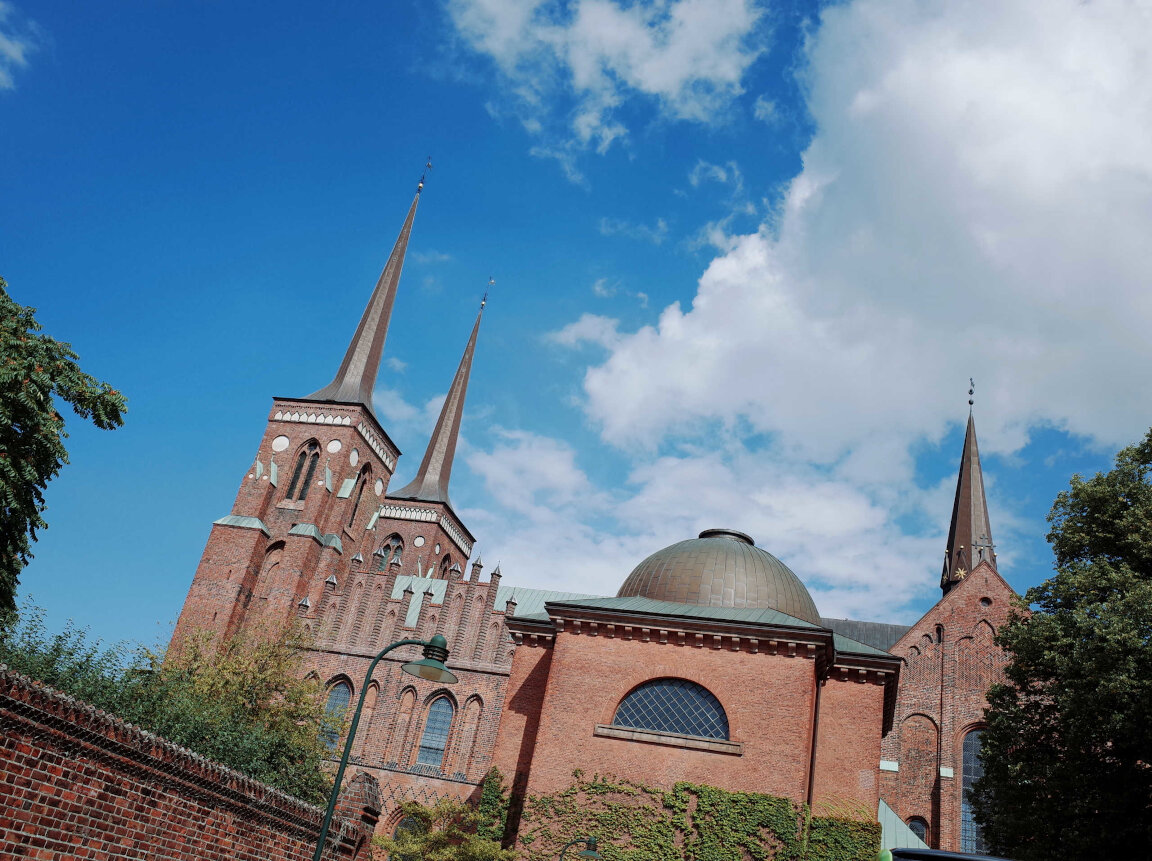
(390, 576, 596, 628)
(545, 595, 822, 629)
(831, 632, 894, 658)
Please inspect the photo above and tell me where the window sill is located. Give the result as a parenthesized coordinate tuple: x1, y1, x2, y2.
(593, 724, 743, 756)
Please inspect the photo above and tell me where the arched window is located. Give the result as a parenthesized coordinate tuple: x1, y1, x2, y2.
(907, 817, 929, 844)
(322, 680, 352, 750)
(416, 697, 454, 769)
(612, 678, 729, 740)
(286, 442, 321, 500)
(961, 729, 988, 854)
(377, 535, 404, 571)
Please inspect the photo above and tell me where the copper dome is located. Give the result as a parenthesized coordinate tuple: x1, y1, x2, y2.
(615, 529, 821, 625)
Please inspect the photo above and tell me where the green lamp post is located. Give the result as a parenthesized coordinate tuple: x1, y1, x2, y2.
(312, 634, 458, 861)
(558, 836, 602, 861)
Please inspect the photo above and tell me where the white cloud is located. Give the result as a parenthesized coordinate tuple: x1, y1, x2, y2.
(752, 94, 777, 124)
(572, 0, 1152, 459)
(598, 215, 668, 244)
(547, 312, 621, 350)
(688, 159, 741, 189)
(0, 2, 40, 90)
(446, 0, 764, 171)
(384, 357, 407, 372)
(591, 277, 616, 298)
(520, 0, 1152, 617)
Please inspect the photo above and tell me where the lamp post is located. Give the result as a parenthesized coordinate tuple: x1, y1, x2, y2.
(312, 634, 458, 861)
(558, 836, 602, 861)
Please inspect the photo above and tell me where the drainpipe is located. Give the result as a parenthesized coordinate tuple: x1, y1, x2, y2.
(806, 671, 825, 807)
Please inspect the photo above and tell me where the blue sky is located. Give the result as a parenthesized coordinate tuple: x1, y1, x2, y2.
(3, 0, 1149, 649)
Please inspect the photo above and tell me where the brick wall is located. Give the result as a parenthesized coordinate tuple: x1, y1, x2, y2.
(0, 666, 378, 861)
(878, 563, 1015, 851)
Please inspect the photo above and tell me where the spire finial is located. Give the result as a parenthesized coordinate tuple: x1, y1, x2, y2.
(968, 377, 975, 412)
(418, 156, 432, 193)
(482, 276, 493, 309)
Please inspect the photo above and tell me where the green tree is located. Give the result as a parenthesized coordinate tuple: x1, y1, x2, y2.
(374, 798, 518, 861)
(0, 610, 337, 803)
(0, 277, 126, 611)
(974, 430, 1152, 860)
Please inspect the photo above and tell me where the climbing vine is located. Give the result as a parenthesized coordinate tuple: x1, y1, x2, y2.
(515, 773, 879, 861)
(477, 768, 511, 842)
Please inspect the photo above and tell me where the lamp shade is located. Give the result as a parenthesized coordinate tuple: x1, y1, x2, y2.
(401, 634, 458, 684)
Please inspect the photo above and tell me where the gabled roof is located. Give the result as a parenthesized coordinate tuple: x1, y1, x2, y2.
(822, 617, 911, 652)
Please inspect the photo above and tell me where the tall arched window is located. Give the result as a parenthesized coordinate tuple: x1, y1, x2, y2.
(907, 817, 928, 844)
(612, 678, 729, 740)
(961, 729, 988, 854)
(416, 697, 454, 769)
(286, 442, 321, 500)
(322, 680, 352, 750)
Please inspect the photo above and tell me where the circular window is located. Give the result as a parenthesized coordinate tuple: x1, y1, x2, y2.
(327, 439, 342, 453)
(434, 543, 441, 554)
(979, 597, 992, 607)
(374, 478, 384, 496)
(349, 448, 359, 466)
(271, 435, 290, 452)
(414, 536, 426, 547)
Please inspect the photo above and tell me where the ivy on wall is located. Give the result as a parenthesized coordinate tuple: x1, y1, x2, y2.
(512, 772, 879, 861)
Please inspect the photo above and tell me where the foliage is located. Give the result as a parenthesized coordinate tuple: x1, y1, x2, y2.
(476, 768, 511, 843)
(0, 277, 127, 611)
(0, 608, 336, 803)
(516, 772, 879, 861)
(974, 429, 1152, 860)
(373, 798, 518, 861)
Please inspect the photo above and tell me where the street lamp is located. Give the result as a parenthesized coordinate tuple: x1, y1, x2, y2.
(312, 634, 458, 861)
(559, 836, 602, 861)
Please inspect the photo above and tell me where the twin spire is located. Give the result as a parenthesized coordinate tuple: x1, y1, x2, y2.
(941, 400, 997, 594)
(306, 170, 484, 508)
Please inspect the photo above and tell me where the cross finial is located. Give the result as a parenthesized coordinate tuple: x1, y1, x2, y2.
(482, 276, 493, 308)
(418, 156, 432, 193)
(968, 377, 975, 411)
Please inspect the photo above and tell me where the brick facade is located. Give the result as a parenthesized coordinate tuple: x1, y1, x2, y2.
(493, 605, 898, 824)
(0, 666, 377, 861)
(878, 562, 1015, 850)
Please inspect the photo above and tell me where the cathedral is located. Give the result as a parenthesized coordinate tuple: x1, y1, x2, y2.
(171, 181, 1015, 855)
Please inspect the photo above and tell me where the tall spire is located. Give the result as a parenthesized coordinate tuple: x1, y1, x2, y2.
(941, 389, 996, 593)
(305, 170, 427, 411)
(391, 290, 487, 507)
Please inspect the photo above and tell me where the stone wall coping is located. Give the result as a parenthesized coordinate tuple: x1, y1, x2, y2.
(593, 723, 744, 755)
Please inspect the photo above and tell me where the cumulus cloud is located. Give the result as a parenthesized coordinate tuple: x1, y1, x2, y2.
(752, 94, 777, 124)
(446, 0, 764, 171)
(0, 2, 41, 90)
(514, 0, 1152, 617)
(576, 0, 1152, 458)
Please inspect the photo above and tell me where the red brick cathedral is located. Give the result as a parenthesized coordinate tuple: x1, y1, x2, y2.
(171, 183, 1015, 855)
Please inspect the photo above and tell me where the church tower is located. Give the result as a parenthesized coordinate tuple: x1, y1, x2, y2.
(171, 179, 424, 647)
(371, 295, 486, 581)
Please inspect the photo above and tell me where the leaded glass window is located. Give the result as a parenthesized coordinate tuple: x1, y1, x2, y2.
(907, 817, 928, 844)
(322, 681, 351, 750)
(416, 698, 454, 768)
(612, 678, 729, 740)
(961, 729, 988, 854)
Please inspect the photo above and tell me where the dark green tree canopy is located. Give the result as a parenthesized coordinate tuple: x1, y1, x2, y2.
(975, 429, 1152, 860)
(0, 277, 126, 610)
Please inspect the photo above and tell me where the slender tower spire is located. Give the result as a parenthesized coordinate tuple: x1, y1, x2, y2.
(305, 164, 429, 411)
(391, 285, 488, 507)
(941, 380, 996, 594)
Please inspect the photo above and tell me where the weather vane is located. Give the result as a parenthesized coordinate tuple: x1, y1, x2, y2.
(482, 276, 493, 308)
(969, 377, 975, 409)
(418, 156, 432, 192)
